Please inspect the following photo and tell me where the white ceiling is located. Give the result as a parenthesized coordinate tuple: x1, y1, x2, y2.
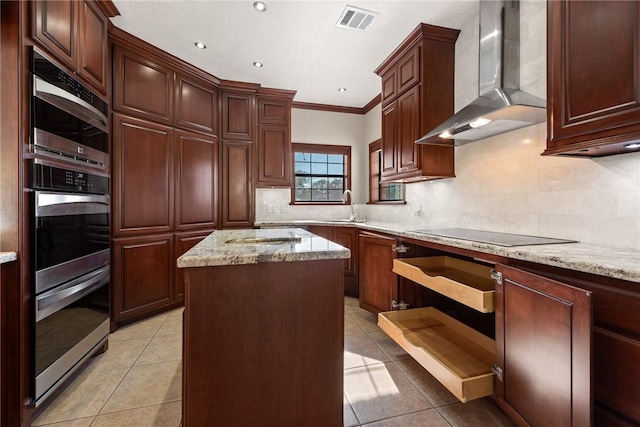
(111, 0, 479, 108)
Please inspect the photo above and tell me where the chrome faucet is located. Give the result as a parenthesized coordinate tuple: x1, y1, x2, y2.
(342, 189, 355, 221)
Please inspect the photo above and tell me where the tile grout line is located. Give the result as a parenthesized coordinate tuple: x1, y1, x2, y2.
(88, 314, 171, 425)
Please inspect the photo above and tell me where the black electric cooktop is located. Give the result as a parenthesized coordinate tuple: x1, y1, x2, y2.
(409, 228, 577, 247)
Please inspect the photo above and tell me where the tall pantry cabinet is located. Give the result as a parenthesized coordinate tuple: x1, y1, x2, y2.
(110, 28, 219, 324)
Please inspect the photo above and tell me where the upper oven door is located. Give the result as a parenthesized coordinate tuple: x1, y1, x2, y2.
(34, 190, 110, 295)
(31, 49, 108, 170)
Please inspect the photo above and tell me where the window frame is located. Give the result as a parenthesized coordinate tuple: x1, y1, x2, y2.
(290, 143, 352, 205)
(368, 139, 406, 204)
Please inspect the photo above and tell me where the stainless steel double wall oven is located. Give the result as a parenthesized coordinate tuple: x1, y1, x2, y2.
(29, 48, 111, 405)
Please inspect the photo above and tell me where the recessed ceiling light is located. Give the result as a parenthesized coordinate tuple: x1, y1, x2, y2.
(253, 61, 264, 68)
(624, 142, 640, 149)
(194, 41, 206, 49)
(253, 1, 267, 12)
(338, 87, 347, 92)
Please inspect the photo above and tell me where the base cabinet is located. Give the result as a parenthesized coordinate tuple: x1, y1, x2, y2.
(307, 226, 358, 297)
(358, 232, 398, 313)
(494, 264, 592, 427)
(112, 234, 175, 323)
(173, 231, 211, 303)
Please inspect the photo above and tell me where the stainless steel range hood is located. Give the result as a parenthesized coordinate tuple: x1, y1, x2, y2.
(416, 0, 545, 145)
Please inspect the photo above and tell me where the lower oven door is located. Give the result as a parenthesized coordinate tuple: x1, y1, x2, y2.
(35, 266, 110, 404)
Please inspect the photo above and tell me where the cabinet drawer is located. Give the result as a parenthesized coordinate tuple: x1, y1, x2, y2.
(378, 307, 495, 402)
(393, 257, 495, 313)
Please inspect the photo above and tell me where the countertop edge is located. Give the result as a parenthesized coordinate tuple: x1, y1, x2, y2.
(255, 220, 640, 283)
(0, 252, 18, 265)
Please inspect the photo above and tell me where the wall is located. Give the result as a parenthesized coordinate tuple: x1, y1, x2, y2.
(256, 1, 640, 251)
(360, 0, 640, 250)
(255, 108, 369, 221)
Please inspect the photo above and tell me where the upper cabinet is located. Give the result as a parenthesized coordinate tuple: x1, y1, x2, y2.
(546, 0, 640, 157)
(221, 89, 255, 140)
(255, 89, 296, 188)
(113, 46, 175, 125)
(375, 24, 460, 183)
(32, 0, 110, 95)
(175, 74, 218, 135)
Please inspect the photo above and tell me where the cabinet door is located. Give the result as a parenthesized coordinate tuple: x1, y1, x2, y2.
(222, 92, 253, 140)
(381, 102, 398, 179)
(77, 0, 108, 94)
(113, 114, 173, 236)
(256, 124, 291, 187)
(32, 0, 76, 70)
(174, 231, 211, 302)
(174, 130, 218, 231)
(380, 68, 397, 106)
(494, 264, 592, 427)
(175, 74, 218, 135)
(331, 227, 358, 298)
(397, 85, 420, 174)
(546, 1, 640, 156)
(113, 46, 174, 125)
(359, 233, 397, 313)
(112, 234, 174, 323)
(221, 140, 253, 228)
(257, 97, 288, 124)
(396, 45, 420, 96)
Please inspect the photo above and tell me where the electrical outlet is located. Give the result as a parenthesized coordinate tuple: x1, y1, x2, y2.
(267, 204, 276, 214)
(280, 204, 289, 213)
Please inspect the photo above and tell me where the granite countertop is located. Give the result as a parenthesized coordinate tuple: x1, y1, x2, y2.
(0, 252, 17, 265)
(255, 220, 640, 283)
(177, 228, 350, 268)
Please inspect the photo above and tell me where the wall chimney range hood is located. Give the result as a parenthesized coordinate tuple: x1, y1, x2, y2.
(416, 0, 545, 145)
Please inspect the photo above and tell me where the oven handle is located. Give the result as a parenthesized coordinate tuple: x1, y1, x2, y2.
(36, 265, 110, 322)
(33, 76, 108, 132)
(35, 192, 109, 217)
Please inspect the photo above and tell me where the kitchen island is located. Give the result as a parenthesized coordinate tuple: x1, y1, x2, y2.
(177, 228, 350, 427)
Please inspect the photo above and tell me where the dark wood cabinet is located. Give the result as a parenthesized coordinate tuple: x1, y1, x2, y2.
(307, 226, 358, 297)
(112, 234, 175, 323)
(358, 232, 398, 313)
(494, 264, 592, 427)
(221, 140, 253, 228)
(113, 46, 174, 125)
(32, 0, 76, 73)
(256, 124, 291, 187)
(375, 23, 459, 182)
(32, 0, 109, 94)
(173, 231, 211, 303)
(174, 130, 218, 231)
(221, 91, 253, 140)
(546, 0, 640, 157)
(174, 74, 218, 135)
(112, 113, 174, 236)
(255, 90, 294, 188)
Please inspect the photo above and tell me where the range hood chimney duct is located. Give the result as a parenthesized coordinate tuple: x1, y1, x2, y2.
(416, 0, 545, 145)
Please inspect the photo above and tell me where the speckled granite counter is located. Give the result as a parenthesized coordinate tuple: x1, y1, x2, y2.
(0, 252, 17, 265)
(177, 228, 350, 268)
(255, 220, 640, 283)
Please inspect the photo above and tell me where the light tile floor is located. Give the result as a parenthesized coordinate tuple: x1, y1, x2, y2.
(32, 297, 514, 427)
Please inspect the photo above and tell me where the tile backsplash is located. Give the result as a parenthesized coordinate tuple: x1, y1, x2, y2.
(359, 124, 640, 250)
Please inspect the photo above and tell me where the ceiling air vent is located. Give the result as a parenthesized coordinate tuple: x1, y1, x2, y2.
(336, 5, 378, 31)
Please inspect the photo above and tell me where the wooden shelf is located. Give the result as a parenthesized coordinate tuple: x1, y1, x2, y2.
(378, 307, 495, 403)
(393, 257, 495, 313)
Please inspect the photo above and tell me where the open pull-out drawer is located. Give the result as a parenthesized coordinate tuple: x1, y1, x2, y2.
(393, 256, 495, 312)
(378, 307, 495, 403)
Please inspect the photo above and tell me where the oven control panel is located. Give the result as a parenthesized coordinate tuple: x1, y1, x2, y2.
(32, 163, 109, 194)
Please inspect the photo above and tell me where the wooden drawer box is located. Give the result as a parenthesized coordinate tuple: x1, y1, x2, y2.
(378, 307, 495, 402)
(393, 257, 495, 312)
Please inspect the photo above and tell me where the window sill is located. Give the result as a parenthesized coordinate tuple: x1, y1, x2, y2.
(290, 202, 346, 206)
(367, 201, 407, 205)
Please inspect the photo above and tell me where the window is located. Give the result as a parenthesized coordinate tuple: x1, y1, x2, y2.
(369, 140, 405, 203)
(292, 143, 351, 203)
